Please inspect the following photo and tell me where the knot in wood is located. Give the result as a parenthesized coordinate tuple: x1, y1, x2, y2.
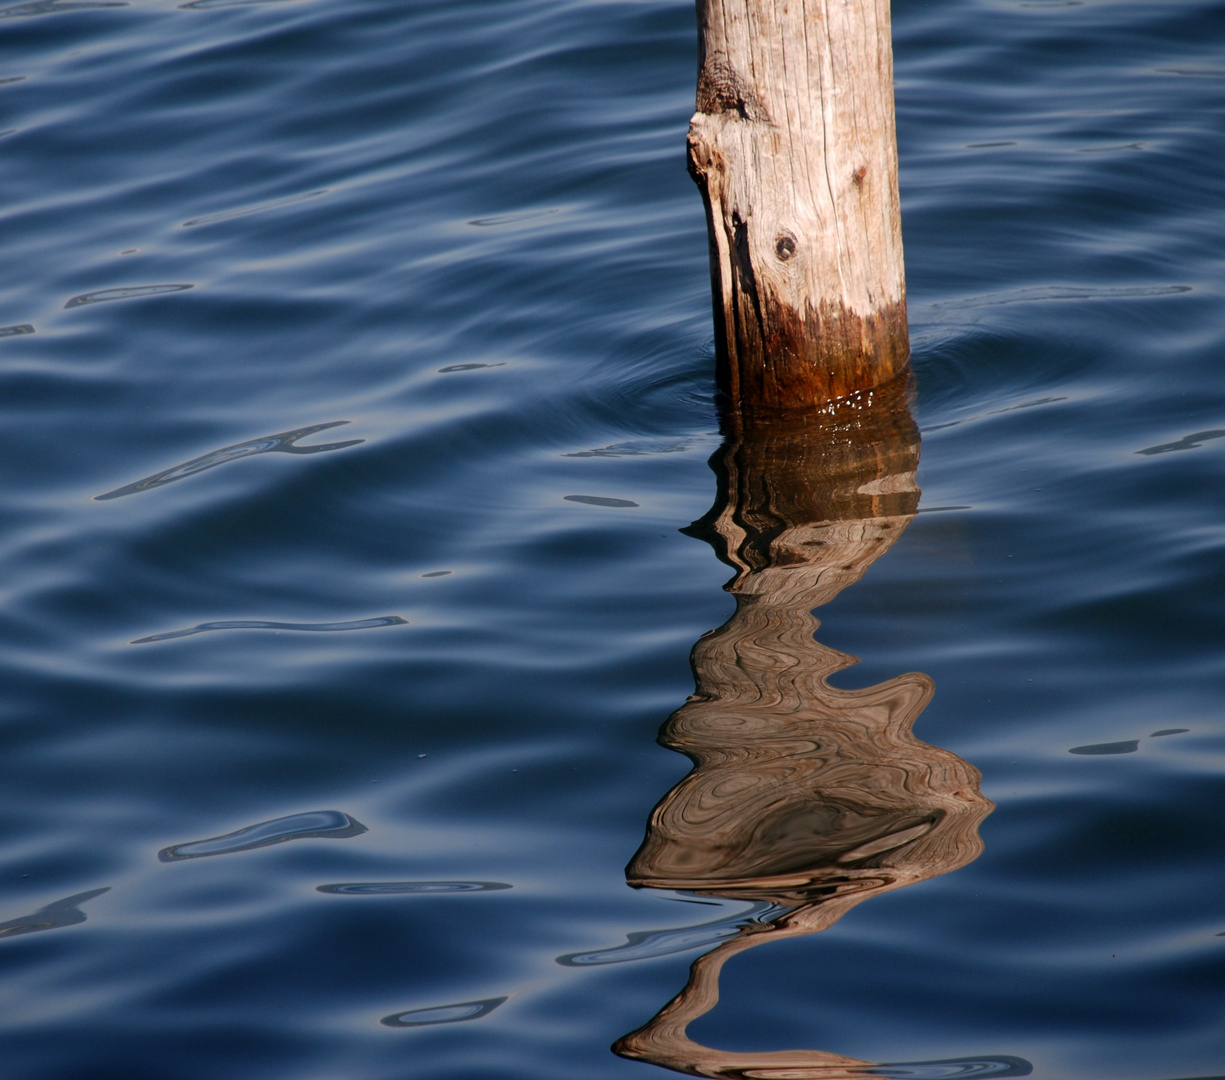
(775, 232, 797, 262)
(853, 165, 868, 186)
(696, 56, 768, 122)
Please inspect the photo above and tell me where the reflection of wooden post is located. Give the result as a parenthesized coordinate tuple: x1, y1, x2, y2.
(691, 0, 908, 410)
(630, 376, 985, 908)
(614, 376, 994, 1078)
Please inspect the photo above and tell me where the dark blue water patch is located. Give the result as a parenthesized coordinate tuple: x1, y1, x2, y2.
(93, 421, 364, 500)
(181, 189, 328, 228)
(1069, 740, 1141, 756)
(438, 362, 506, 372)
(0, 887, 109, 939)
(317, 881, 511, 895)
(917, 505, 972, 514)
(63, 283, 194, 308)
(0, 323, 34, 337)
(159, 810, 367, 861)
(563, 495, 639, 508)
(131, 615, 406, 644)
(870, 1056, 1032, 1079)
(1137, 429, 1225, 455)
(380, 997, 507, 1028)
(557, 901, 782, 967)
(420, 570, 452, 578)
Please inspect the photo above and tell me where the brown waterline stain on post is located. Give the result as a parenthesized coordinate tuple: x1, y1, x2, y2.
(718, 296, 910, 416)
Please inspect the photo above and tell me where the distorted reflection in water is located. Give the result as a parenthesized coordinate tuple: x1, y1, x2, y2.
(614, 378, 1006, 1078)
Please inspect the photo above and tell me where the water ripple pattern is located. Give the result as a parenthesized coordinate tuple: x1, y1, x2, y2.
(557, 901, 783, 967)
(563, 495, 639, 508)
(159, 811, 367, 861)
(1137, 429, 1225, 456)
(94, 422, 363, 499)
(380, 997, 507, 1028)
(0, 1, 126, 18)
(64, 284, 193, 308)
(0, 888, 109, 939)
(131, 615, 406, 644)
(1, 0, 1224, 1076)
(870, 1058, 1033, 1079)
(182, 190, 328, 228)
(317, 881, 510, 895)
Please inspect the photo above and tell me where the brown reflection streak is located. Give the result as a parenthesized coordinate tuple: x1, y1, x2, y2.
(614, 373, 992, 1079)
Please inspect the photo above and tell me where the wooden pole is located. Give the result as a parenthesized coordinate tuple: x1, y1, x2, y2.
(690, 0, 908, 411)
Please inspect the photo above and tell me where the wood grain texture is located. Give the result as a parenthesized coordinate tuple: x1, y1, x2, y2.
(690, 0, 909, 410)
(615, 381, 990, 1078)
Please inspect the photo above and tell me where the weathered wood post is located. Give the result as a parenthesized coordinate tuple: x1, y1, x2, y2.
(690, 0, 908, 410)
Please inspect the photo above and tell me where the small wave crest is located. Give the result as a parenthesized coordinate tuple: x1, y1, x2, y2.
(159, 810, 366, 861)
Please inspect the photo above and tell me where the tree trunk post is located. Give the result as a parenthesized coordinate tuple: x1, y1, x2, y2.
(690, 0, 908, 411)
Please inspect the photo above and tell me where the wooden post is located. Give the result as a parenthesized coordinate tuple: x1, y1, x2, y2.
(690, 0, 908, 411)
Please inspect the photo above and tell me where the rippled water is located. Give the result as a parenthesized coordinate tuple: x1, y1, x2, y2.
(1, 0, 1224, 1077)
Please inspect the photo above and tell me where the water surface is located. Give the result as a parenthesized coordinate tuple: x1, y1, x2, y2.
(0, 0, 1223, 1077)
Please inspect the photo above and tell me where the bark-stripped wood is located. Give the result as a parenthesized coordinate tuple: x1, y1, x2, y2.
(614, 379, 990, 1077)
(691, 0, 908, 410)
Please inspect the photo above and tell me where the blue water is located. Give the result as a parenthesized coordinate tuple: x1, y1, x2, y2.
(1, 0, 1224, 1077)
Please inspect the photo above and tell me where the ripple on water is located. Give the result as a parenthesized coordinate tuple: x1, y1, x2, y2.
(94, 422, 363, 500)
(564, 439, 693, 458)
(380, 997, 507, 1028)
(179, 0, 297, 8)
(64, 284, 194, 308)
(563, 495, 639, 508)
(1136, 429, 1225, 456)
(131, 616, 406, 644)
(929, 284, 1191, 311)
(1069, 740, 1140, 756)
(0, 888, 110, 939)
(0, 0, 126, 17)
(557, 901, 782, 967)
(467, 209, 559, 228)
(870, 1057, 1033, 1079)
(181, 190, 328, 227)
(317, 881, 510, 895)
(159, 811, 367, 861)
